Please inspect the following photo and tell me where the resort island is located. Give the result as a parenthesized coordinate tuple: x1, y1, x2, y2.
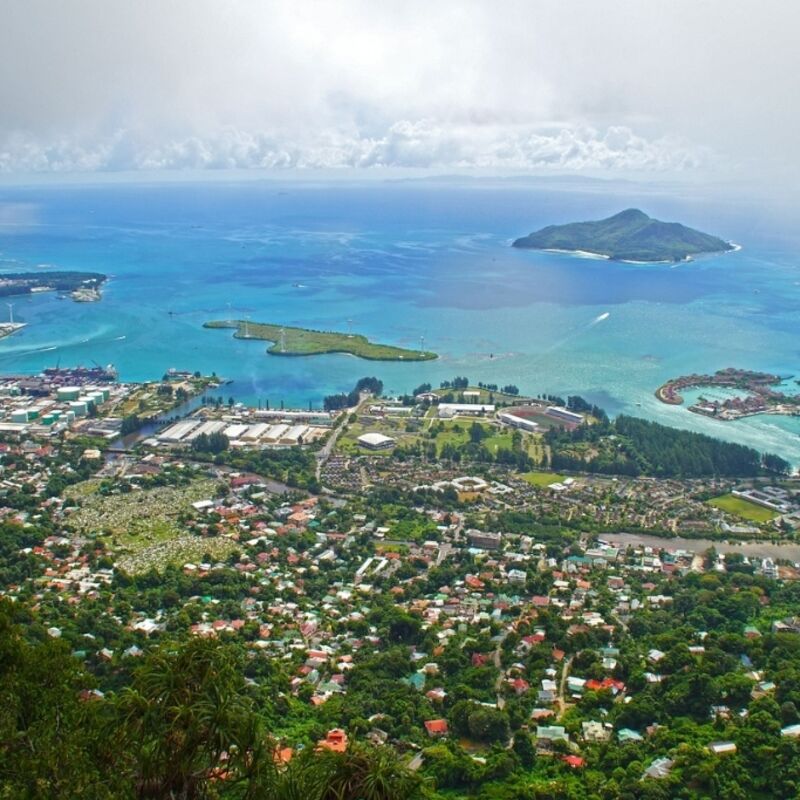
(512, 208, 735, 262)
(656, 367, 800, 420)
(204, 319, 438, 361)
(0, 271, 107, 302)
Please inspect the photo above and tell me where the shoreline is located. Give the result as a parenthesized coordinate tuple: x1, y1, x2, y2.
(656, 368, 800, 423)
(538, 243, 740, 264)
(542, 248, 610, 260)
(0, 322, 27, 340)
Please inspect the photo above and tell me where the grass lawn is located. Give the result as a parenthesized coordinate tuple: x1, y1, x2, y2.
(434, 420, 541, 458)
(521, 471, 566, 487)
(433, 386, 531, 404)
(205, 319, 437, 361)
(708, 493, 778, 523)
(336, 416, 545, 463)
(336, 417, 421, 454)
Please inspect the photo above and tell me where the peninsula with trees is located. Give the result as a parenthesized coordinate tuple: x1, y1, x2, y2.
(204, 319, 438, 361)
(656, 367, 800, 421)
(0, 270, 107, 302)
(512, 208, 735, 262)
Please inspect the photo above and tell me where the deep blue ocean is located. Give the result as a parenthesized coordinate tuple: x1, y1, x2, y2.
(0, 177, 798, 463)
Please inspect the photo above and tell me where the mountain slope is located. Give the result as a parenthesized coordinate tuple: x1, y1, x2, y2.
(512, 209, 734, 262)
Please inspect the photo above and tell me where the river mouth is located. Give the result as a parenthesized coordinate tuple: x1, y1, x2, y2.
(107, 392, 211, 452)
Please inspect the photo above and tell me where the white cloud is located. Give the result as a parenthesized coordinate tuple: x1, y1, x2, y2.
(0, 0, 795, 180)
(0, 122, 710, 174)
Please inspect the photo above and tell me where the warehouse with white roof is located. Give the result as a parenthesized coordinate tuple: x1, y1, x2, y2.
(357, 432, 396, 450)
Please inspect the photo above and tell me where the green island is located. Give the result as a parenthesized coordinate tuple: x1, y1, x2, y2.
(204, 319, 438, 361)
(512, 208, 735, 262)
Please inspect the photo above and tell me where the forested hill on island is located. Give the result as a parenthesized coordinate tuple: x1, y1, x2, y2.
(512, 208, 735, 262)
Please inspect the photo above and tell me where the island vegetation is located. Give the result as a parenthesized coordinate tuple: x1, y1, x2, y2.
(512, 208, 735, 262)
(0, 270, 107, 300)
(204, 319, 437, 361)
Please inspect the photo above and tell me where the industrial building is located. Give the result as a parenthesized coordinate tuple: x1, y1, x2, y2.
(0, 381, 115, 437)
(545, 406, 585, 425)
(498, 411, 539, 432)
(437, 403, 495, 418)
(357, 432, 396, 450)
(156, 417, 326, 447)
(467, 530, 502, 550)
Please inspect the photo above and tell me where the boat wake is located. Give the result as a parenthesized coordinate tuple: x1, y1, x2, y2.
(589, 311, 610, 326)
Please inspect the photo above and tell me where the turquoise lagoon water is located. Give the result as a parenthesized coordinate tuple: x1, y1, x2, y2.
(0, 178, 798, 463)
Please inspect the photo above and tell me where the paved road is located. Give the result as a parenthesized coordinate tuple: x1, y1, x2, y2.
(557, 655, 575, 717)
(316, 397, 367, 481)
(316, 419, 346, 481)
(493, 635, 507, 710)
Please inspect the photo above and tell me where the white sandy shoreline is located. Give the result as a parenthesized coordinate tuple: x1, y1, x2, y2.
(540, 242, 742, 265)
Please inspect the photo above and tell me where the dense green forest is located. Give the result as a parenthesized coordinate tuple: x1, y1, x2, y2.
(547, 414, 791, 478)
(512, 209, 734, 262)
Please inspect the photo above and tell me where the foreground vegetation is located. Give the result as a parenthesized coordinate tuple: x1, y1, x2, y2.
(0, 609, 424, 800)
(204, 320, 438, 361)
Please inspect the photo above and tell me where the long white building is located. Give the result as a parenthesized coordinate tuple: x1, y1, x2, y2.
(438, 403, 495, 418)
(498, 411, 539, 432)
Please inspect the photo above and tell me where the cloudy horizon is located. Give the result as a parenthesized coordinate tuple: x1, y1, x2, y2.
(0, 1, 796, 184)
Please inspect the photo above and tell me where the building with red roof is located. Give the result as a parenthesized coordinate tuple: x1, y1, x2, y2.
(424, 719, 449, 737)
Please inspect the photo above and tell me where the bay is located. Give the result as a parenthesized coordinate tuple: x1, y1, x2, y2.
(0, 177, 798, 463)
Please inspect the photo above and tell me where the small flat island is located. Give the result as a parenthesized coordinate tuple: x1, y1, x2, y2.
(656, 368, 800, 421)
(512, 208, 735, 262)
(0, 271, 107, 302)
(204, 319, 438, 361)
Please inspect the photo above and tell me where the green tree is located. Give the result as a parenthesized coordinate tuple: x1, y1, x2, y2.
(111, 637, 270, 799)
(0, 602, 118, 798)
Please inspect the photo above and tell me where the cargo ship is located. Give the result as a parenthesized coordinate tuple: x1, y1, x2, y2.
(42, 364, 118, 383)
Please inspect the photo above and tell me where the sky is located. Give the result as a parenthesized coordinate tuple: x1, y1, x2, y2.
(0, 0, 797, 183)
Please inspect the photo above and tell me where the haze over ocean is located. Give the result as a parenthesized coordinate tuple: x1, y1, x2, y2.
(0, 178, 798, 462)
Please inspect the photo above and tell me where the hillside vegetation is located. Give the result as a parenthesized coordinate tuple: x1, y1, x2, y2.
(513, 209, 734, 262)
